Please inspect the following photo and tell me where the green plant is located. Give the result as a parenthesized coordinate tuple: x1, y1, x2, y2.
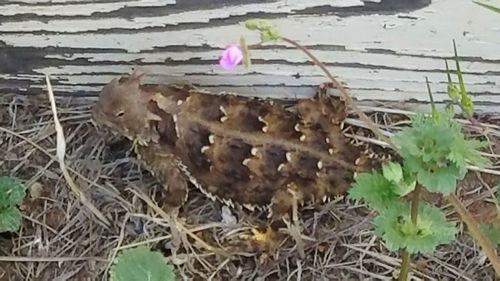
(109, 246, 176, 281)
(220, 20, 500, 279)
(0, 176, 27, 232)
(349, 108, 489, 279)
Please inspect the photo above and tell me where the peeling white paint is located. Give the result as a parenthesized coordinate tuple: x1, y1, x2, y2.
(1, 0, 499, 112)
(0, 1, 175, 16)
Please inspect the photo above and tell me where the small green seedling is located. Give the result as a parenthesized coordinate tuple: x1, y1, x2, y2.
(109, 246, 176, 281)
(0, 176, 27, 233)
(348, 86, 489, 279)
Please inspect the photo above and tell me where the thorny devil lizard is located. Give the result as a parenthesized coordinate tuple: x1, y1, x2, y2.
(91, 70, 385, 226)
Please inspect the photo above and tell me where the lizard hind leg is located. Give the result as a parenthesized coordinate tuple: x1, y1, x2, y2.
(135, 144, 189, 211)
(157, 159, 189, 211)
(262, 182, 307, 258)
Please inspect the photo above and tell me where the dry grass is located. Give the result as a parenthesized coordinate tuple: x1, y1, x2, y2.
(0, 92, 499, 281)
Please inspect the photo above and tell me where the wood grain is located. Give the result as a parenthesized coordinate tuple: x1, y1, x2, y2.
(0, 0, 499, 113)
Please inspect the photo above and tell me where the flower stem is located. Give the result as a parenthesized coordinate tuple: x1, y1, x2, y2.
(278, 36, 500, 277)
(399, 185, 421, 281)
(280, 37, 395, 150)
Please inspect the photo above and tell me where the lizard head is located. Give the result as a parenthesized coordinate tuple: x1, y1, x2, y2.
(91, 70, 161, 144)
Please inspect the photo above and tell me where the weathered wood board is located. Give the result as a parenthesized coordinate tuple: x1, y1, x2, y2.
(0, 0, 499, 112)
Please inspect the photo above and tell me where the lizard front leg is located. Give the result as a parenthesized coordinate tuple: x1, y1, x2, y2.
(134, 142, 189, 210)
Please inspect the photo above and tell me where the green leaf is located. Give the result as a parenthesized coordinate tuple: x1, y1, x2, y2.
(393, 112, 489, 195)
(0, 206, 23, 232)
(473, 1, 500, 14)
(0, 176, 26, 209)
(380, 162, 415, 196)
(348, 172, 400, 212)
(382, 162, 403, 183)
(418, 164, 462, 194)
(480, 223, 500, 246)
(109, 246, 176, 281)
(374, 203, 457, 254)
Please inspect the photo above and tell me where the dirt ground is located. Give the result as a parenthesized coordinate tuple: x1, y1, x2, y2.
(0, 93, 499, 281)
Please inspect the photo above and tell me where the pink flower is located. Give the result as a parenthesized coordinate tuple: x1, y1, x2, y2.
(219, 44, 243, 70)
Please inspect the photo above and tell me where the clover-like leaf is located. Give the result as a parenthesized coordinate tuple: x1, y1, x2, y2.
(0, 206, 23, 233)
(374, 202, 457, 254)
(109, 246, 176, 281)
(348, 172, 399, 212)
(0, 176, 26, 209)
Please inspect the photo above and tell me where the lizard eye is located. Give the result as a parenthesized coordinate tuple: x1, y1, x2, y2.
(116, 111, 125, 118)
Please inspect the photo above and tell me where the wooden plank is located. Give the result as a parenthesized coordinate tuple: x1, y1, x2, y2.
(0, 0, 499, 113)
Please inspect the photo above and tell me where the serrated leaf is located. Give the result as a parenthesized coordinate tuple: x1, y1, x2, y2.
(109, 246, 176, 281)
(382, 162, 403, 183)
(374, 203, 457, 254)
(0, 206, 22, 232)
(348, 172, 399, 212)
(0, 176, 26, 208)
(393, 113, 489, 195)
(413, 160, 464, 195)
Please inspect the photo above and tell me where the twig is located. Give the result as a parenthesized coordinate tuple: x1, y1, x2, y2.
(127, 187, 230, 257)
(45, 75, 110, 227)
(447, 194, 500, 274)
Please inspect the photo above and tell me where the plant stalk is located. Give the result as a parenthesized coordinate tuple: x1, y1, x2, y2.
(399, 250, 411, 281)
(399, 185, 421, 281)
(278, 36, 500, 277)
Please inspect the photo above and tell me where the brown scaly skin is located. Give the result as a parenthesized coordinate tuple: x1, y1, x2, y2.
(91, 70, 379, 223)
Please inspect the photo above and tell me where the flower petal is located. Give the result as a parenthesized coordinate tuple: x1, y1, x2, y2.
(219, 44, 243, 70)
